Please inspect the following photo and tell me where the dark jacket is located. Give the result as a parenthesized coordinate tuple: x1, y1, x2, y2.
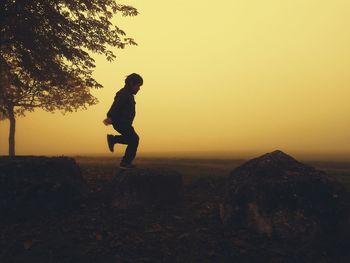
(107, 88, 136, 125)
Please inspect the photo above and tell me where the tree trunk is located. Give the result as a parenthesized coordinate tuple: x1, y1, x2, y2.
(8, 107, 15, 156)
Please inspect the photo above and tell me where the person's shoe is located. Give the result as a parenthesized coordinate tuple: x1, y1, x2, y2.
(107, 134, 115, 152)
(119, 163, 137, 170)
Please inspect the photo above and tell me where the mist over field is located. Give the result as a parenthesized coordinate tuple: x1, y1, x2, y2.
(2, 0, 350, 262)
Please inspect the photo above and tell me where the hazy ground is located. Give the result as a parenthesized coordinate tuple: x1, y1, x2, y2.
(1, 156, 349, 262)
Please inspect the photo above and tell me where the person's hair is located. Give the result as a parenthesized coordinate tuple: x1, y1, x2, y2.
(125, 73, 143, 87)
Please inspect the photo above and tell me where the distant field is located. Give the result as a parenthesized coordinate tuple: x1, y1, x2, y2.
(75, 156, 350, 188)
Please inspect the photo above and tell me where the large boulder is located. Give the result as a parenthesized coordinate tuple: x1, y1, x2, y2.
(0, 156, 86, 220)
(220, 150, 350, 245)
(110, 168, 183, 209)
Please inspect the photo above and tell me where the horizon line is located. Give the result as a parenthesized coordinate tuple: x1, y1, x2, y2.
(2, 150, 348, 162)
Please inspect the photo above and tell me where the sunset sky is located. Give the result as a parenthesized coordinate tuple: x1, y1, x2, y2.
(1, 0, 350, 160)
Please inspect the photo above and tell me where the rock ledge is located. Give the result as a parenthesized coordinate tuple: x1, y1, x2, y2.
(110, 168, 183, 209)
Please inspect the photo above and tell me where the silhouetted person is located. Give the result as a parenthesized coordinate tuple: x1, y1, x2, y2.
(104, 73, 143, 169)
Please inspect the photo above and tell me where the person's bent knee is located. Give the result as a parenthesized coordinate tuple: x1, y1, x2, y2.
(130, 134, 139, 145)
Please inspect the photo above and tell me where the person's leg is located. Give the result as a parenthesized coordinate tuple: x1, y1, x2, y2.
(107, 125, 129, 152)
(114, 135, 128, 145)
(115, 124, 139, 165)
(111, 124, 128, 145)
(123, 129, 139, 165)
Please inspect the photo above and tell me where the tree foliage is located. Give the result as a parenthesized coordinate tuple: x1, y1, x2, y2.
(0, 0, 138, 116)
(0, 0, 139, 155)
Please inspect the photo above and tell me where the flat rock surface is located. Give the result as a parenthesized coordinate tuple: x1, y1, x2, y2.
(110, 168, 182, 208)
(0, 156, 86, 220)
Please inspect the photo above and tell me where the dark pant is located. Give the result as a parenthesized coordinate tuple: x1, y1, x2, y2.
(112, 122, 139, 165)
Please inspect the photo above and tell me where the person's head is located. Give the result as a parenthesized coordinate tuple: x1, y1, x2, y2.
(125, 73, 143, 95)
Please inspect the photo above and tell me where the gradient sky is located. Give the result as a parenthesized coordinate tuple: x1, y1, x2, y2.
(1, 0, 350, 159)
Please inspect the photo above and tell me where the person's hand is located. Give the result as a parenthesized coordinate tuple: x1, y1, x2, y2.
(103, 118, 113, 126)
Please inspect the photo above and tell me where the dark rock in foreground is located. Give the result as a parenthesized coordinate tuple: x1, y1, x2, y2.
(220, 150, 350, 246)
(0, 156, 86, 220)
(110, 168, 183, 209)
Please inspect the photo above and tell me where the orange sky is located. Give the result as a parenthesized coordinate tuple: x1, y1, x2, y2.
(1, 0, 350, 160)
